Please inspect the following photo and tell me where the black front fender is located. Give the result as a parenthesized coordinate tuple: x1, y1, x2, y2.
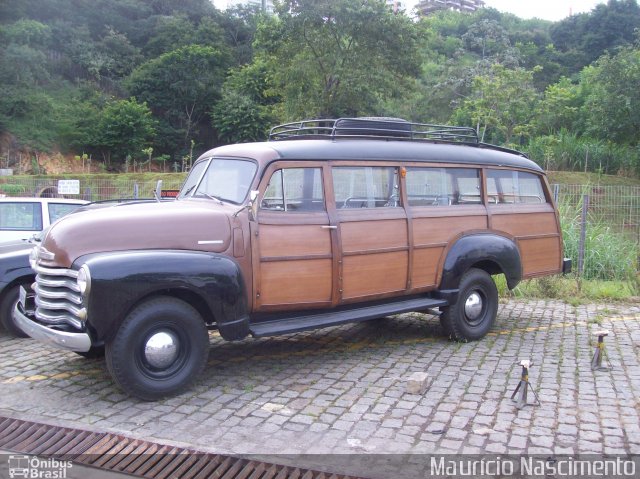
(74, 250, 249, 343)
(439, 234, 522, 294)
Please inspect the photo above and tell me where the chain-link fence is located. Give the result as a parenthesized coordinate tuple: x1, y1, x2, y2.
(552, 184, 640, 242)
(0, 175, 186, 201)
(551, 184, 639, 279)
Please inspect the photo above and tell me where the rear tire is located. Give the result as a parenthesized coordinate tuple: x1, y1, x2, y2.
(440, 268, 498, 341)
(0, 286, 29, 338)
(105, 297, 209, 401)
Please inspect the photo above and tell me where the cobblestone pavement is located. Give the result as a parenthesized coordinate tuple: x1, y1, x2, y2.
(1, 300, 639, 472)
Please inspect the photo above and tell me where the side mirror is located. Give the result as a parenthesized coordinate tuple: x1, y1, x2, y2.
(233, 190, 260, 220)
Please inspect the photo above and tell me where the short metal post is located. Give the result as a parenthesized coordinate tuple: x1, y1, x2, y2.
(553, 184, 560, 204)
(577, 194, 589, 275)
(591, 331, 611, 371)
(133, 182, 139, 199)
(510, 360, 540, 410)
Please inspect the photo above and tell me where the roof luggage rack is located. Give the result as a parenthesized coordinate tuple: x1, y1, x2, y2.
(269, 117, 480, 145)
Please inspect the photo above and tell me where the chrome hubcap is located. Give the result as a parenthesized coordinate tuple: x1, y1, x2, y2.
(144, 331, 179, 369)
(464, 291, 483, 320)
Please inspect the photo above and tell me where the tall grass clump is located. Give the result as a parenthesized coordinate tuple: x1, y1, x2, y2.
(559, 197, 638, 281)
(526, 131, 639, 177)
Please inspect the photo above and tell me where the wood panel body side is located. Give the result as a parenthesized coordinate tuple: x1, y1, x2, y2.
(410, 210, 488, 289)
(259, 259, 333, 306)
(254, 160, 335, 309)
(341, 251, 409, 299)
(489, 204, 563, 276)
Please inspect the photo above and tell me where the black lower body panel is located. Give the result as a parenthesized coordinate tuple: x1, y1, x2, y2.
(249, 296, 448, 338)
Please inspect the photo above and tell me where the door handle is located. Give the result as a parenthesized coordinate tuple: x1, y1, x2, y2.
(321, 225, 338, 229)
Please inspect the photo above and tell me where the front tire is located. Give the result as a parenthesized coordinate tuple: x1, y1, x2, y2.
(440, 268, 498, 341)
(0, 285, 29, 338)
(105, 297, 209, 401)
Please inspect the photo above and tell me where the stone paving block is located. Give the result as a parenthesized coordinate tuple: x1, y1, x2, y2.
(0, 299, 638, 461)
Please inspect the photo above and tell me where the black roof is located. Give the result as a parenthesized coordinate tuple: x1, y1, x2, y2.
(210, 139, 542, 173)
(207, 118, 543, 173)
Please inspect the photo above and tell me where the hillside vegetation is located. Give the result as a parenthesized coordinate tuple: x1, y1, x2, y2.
(1, 0, 639, 177)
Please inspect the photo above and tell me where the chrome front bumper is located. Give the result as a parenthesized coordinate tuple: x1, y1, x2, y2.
(13, 303, 91, 352)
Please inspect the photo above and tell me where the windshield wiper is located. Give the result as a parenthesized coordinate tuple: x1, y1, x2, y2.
(180, 184, 197, 198)
(197, 192, 225, 205)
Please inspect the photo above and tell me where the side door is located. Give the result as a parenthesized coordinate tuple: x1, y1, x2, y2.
(486, 169, 563, 277)
(404, 166, 487, 290)
(252, 163, 336, 310)
(331, 164, 409, 302)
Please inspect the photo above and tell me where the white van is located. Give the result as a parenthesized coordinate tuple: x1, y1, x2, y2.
(0, 197, 87, 242)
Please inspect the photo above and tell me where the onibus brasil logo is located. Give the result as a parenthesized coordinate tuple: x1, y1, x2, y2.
(8, 455, 72, 479)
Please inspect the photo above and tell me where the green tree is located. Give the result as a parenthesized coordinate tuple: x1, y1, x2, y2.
(142, 16, 197, 58)
(211, 61, 278, 144)
(219, 5, 263, 66)
(452, 64, 540, 144)
(127, 44, 229, 148)
(533, 77, 582, 135)
(95, 98, 157, 166)
(255, 0, 421, 118)
(580, 46, 640, 145)
(550, 0, 640, 70)
(97, 28, 142, 78)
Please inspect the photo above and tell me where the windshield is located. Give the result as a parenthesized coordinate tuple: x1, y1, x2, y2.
(179, 158, 257, 204)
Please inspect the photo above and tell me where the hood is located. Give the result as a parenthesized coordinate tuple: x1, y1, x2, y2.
(39, 199, 232, 268)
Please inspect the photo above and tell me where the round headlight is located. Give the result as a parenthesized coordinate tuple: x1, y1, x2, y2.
(77, 264, 91, 297)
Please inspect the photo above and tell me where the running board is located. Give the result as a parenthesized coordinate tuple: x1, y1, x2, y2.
(249, 297, 448, 338)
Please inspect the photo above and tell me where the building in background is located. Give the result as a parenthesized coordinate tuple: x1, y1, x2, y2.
(386, 0, 407, 13)
(416, 0, 484, 16)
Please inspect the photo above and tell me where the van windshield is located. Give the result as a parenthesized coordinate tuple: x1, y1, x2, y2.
(178, 158, 257, 204)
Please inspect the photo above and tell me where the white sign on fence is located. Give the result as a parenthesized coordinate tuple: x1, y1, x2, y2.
(57, 179, 80, 195)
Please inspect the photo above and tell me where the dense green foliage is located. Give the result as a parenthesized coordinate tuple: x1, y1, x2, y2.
(1, 0, 639, 175)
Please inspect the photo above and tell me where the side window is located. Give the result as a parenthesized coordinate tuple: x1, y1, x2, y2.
(406, 168, 480, 206)
(487, 170, 547, 204)
(48, 203, 81, 223)
(261, 167, 325, 212)
(0, 202, 43, 230)
(333, 166, 400, 208)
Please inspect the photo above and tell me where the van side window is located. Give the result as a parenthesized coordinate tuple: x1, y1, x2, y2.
(0, 202, 43, 230)
(261, 168, 325, 212)
(487, 170, 547, 204)
(332, 167, 400, 208)
(406, 168, 480, 206)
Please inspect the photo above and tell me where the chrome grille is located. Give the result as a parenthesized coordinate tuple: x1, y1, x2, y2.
(34, 264, 85, 329)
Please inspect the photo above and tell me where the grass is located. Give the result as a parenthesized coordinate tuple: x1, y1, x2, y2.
(547, 171, 640, 187)
(495, 274, 639, 303)
(559, 196, 638, 281)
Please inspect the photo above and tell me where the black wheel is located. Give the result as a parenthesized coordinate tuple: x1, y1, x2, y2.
(440, 268, 498, 341)
(105, 297, 209, 401)
(439, 312, 453, 337)
(0, 285, 29, 338)
(75, 345, 105, 359)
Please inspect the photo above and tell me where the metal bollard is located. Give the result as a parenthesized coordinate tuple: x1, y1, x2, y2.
(591, 331, 611, 371)
(510, 360, 540, 410)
